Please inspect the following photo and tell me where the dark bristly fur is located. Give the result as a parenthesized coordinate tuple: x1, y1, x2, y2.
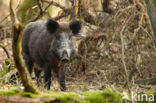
(22, 19, 81, 91)
(69, 20, 82, 34)
(46, 19, 59, 33)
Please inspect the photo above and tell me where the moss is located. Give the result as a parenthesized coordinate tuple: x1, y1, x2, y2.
(0, 69, 7, 77)
(82, 89, 122, 103)
(0, 58, 13, 77)
(4, 58, 14, 71)
(43, 92, 81, 103)
(21, 92, 38, 98)
(41, 89, 122, 103)
(0, 89, 123, 103)
(0, 90, 19, 96)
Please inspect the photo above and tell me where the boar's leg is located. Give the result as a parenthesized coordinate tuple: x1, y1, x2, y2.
(60, 70, 66, 91)
(34, 68, 42, 86)
(23, 55, 33, 74)
(44, 65, 51, 90)
(56, 67, 66, 91)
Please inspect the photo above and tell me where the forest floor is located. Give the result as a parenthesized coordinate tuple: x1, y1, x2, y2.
(0, 37, 155, 92)
(0, 0, 156, 102)
(0, 34, 156, 103)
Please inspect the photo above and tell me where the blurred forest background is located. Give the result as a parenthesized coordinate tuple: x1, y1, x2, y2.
(0, 0, 156, 94)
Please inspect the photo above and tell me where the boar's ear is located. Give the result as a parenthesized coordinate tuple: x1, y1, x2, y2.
(69, 20, 81, 35)
(46, 19, 59, 33)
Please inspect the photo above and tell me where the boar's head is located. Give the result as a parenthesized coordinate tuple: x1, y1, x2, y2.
(46, 19, 81, 63)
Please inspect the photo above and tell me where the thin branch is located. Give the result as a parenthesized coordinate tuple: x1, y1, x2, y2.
(139, 25, 156, 48)
(43, 0, 99, 27)
(0, 0, 21, 24)
(135, 77, 156, 85)
(0, 15, 10, 25)
(44, 0, 66, 10)
(120, 15, 133, 95)
(0, 44, 10, 59)
(37, 0, 43, 15)
(32, 0, 68, 21)
(9, 0, 16, 24)
(54, 8, 72, 20)
(114, 5, 135, 18)
(54, 11, 70, 20)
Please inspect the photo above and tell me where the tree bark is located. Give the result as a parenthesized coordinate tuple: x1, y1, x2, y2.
(10, 0, 38, 93)
(145, 0, 156, 41)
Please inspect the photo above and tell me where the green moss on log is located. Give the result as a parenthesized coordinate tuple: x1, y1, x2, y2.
(0, 89, 122, 103)
(12, 23, 39, 94)
(42, 89, 122, 103)
(1, 89, 155, 103)
(0, 90, 19, 96)
(9, 0, 39, 94)
(82, 89, 122, 103)
(21, 92, 38, 98)
(43, 92, 81, 103)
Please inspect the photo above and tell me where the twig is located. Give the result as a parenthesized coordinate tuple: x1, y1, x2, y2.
(0, 0, 21, 24)
(37, 0, 43, 15)
(54, 8, 72, 20)
(120, 15, 133, 96)
(32, 0, 68, 21)
(32, 0, 44, 21)
(44, 0, 66, 10)
(114, 5, 135, 18)
(135, 77, 156, 85)
(0, 15, 10, 25)
(139, 25, 156, 51)
(54, 11, 70, 20)
(0, 44, 10, 59)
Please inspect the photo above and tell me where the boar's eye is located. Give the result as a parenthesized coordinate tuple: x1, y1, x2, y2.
(46, 19, 59, 33)
(69, 20, 81, 35)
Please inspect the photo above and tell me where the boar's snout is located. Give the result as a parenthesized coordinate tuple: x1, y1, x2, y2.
(61, 50, 70, 63)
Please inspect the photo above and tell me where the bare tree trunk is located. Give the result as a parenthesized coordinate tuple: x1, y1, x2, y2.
(10, 0, 38, 93)
(145, 0, 156, 40)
